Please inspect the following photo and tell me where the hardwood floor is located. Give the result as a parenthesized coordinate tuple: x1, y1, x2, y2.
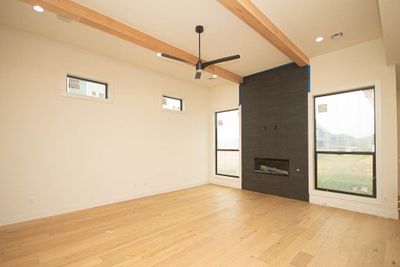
(0, 184, 399, 267)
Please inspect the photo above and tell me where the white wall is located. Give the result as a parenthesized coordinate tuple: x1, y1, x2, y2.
(209, 84, 241, 189)
(309, 39, 398, 219)
(0, 25, 210, 226)
(397, 64, 400, 196)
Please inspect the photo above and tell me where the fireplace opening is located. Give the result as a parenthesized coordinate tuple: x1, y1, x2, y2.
(254, 158, 289, 176)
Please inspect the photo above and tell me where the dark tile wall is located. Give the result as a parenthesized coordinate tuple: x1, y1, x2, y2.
(240, 63, 309, 201)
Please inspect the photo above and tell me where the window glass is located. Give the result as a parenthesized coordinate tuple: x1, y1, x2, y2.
(216, 109, 240, 177)
(315, 88, 375, 197)
(317, 154, 374, 196)
(66, 75, 107, 99)
(162, 96, 182, 111)
(216, 110, 239, 149)
(315, 89, 374, 152)
(217, 150, 240, 177)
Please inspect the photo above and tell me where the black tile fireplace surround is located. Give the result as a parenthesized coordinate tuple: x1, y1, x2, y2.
(240, 63, 309, 202)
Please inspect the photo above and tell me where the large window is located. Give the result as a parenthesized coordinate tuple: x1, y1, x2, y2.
(215, 109, 240, 178)
(314, 88, 376, 197)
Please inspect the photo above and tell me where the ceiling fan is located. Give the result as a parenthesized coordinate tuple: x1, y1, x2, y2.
(159, 25, 240, 79)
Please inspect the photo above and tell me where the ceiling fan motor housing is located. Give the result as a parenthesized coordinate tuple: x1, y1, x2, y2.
(196, 61, 203, 72)
(195, 25, 204, 33)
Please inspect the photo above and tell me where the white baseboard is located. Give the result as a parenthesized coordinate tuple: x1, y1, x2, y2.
(0, 181, 207, 227)
(310, 194, 398, 219)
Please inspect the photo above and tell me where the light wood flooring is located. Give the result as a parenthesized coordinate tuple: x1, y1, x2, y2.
(0, 184, 399, 267)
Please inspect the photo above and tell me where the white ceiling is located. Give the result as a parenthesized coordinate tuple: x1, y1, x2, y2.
(378, 0, 400, 65)
(0, 0, 384, 87)
(253, 0, 382, 57)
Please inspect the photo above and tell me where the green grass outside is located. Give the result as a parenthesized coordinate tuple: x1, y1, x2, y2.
(317, 154, 373, 196)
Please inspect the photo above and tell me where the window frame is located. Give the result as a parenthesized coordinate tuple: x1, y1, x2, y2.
(162, 95, 183, 112)
(313, 87, 377, 198)
(215, 108, 240, 178)
(66, 74, 108, 99)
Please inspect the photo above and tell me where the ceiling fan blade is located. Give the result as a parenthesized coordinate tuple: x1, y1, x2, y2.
(203, 55, 240, 69)
(160, 53, 191, 64)
(195, 71, 202, 79)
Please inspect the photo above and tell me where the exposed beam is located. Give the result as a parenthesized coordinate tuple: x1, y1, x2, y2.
(218, 0, 309, 67)
(21, 0, 243, 84)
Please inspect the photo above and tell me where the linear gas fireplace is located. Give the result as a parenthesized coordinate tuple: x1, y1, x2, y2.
(254, 158, 289, 176)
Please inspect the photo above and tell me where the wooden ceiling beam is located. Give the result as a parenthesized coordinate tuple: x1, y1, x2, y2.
(21, 0, 243, 84)
(218, 0, 309, 67)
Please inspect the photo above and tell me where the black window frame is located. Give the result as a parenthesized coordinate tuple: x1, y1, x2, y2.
(215, 108, 240, 178)
(314, 87, 377, 198)
(66, 75, 108, 99)
(162, 95, 183, 111)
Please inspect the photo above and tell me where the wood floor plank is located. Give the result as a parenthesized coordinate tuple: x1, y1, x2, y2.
(0, 184, 399, 267)
(290, 251, 313, 267)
